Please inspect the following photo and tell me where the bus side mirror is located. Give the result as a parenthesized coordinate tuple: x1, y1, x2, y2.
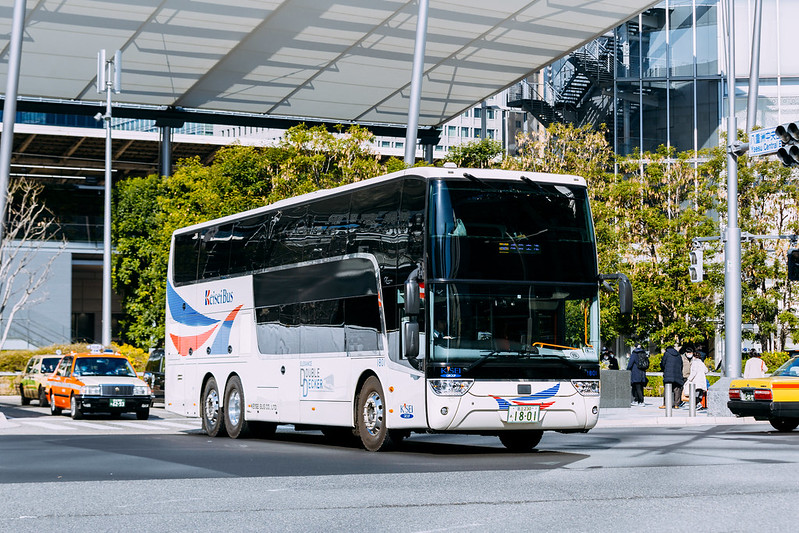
(405, 279, 420, 316)
(403, 322, 420, 359)
(618, 274, 632, 314)
(599, 273, 633, 315)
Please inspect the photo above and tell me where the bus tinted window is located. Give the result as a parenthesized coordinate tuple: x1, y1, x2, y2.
(429, 179, 596, 282)
(173, 231, 200, 285)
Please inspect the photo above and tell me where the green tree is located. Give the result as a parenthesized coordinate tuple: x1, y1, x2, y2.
(447, 138, 504, 168)
(113, 124, 386, 347)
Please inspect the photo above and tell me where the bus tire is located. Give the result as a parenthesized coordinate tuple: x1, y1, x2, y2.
(769, 417, 799, 432)
(499, 430, 543, 452)
(356, 376, 395, 452)
(39, 386, 49, 407)
(20, 385, 30, 406)
(223, 375, 250, 439)
(202, 377, 227, 437)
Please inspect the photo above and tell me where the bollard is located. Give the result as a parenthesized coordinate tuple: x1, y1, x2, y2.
(689, 382, 696, 417)
(665, 382, 672, 417)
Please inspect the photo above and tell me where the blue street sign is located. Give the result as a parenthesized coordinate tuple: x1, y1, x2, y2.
(749, 128, 783, 156)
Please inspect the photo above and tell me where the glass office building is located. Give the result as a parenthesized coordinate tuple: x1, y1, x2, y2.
(522, 0, 799, 157)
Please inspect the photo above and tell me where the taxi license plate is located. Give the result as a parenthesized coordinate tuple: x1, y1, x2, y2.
(741, 391, 754, 402)
(110, 398, 125, 408)
(506, 405, 540, 423)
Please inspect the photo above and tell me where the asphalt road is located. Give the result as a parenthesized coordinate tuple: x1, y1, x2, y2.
(2, 397, 799, 532)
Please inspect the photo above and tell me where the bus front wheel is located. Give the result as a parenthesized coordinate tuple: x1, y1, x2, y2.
(202, 377, 227, 437)
(224, 375, 250, 439)
(356, 376, 395, 452)
(499, 430, 543, 452)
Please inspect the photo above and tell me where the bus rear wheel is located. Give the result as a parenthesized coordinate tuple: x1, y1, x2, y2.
(202, 377, 227, 437)
(499, 430, 543, 452)
(356, 376, 395, 452)
(224, 375, 250, 439)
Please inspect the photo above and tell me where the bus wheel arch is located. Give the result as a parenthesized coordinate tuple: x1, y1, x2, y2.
(223, 373, 250, 439)
(201, 373, 227, 437)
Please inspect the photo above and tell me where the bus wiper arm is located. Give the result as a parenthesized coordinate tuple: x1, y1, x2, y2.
(465, 350, 501, 372)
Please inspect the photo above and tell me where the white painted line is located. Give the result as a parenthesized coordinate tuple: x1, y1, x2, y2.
(148, 420, 202, 429)
(68, 420, 124, 431)
(105, 421, 163, 430)
(17, 419, 70, 431)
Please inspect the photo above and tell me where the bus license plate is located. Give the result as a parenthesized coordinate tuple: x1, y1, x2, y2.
(110, 398, 125, 408)
(506, 405, 539, 423)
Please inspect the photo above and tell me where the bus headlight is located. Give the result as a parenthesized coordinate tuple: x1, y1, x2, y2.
(429, 379, 473, 396)
(80, 385, 101, 395)
(572, 380, 600, 396)
(134, 385, 152, 396)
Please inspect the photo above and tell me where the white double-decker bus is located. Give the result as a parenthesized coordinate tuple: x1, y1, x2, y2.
(165, 165, 631, 451)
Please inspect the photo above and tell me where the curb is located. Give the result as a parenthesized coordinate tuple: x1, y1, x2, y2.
(0, 411, 20, 429)
(595, 415, 766, 429)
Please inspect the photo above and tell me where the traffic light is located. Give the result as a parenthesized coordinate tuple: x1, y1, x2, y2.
(788, 249, 799, 281)
(689, 249, 703, 282)
(775, 121, 799, 166)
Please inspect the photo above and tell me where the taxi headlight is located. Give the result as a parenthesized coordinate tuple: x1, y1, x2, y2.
(134, 385, 151, 396)
(81, 385, 102, 395)
(429, 379, 473, 396)
(572, 379, 600, 396)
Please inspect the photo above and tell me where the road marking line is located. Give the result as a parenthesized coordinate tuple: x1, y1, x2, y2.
(16, 419, 70, 430)
(148, 420, 201, 429)
(69, 420, 124, 430)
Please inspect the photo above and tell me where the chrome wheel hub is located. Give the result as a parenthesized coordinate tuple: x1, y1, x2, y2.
(363, 392, 383, 436)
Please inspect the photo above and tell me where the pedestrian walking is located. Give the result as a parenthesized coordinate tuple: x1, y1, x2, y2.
(685, 347, 708, 409)
(627, 344, 649, 405)
(601, 347, 619, 370)
(743, 350, 767, 378)
(660, 345, 685, 409)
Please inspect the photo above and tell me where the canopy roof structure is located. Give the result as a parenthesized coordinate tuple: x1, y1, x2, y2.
(0, 0, 657, 129)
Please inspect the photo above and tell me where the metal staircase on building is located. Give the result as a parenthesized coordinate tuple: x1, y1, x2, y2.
(507, 37, 616, 130)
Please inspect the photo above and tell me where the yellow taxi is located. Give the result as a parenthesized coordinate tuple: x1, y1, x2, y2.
(47, 349, 152, 420)
(728, 356, 799, 432)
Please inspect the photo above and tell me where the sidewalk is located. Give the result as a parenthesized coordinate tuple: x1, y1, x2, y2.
(595, 400, 766, 428)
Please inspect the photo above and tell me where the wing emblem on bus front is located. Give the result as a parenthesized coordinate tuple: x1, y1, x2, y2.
(167, 282, 243, 356)
(491, 383, 560, 410)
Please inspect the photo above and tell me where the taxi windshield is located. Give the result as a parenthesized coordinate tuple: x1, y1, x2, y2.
(771, 356, 799, 377)
(73, 357, 137, 377)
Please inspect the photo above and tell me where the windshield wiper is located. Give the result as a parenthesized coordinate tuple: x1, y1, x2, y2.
(465, 350, 532, 372)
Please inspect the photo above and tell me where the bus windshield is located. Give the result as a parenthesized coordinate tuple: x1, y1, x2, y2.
(429, 179, 596, 282)
(428, 282, 598, 375)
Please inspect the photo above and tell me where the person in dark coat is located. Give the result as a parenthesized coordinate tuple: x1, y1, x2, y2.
(661, 345, 685, 408)
(627, 345, 648, 405)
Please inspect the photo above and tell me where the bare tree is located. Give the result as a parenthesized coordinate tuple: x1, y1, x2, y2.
(0, 179, 65, 349)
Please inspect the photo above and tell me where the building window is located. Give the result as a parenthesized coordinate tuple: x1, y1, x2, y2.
(474, 107, 482, 119)
(487, 109, 495, 120)
(395, 142, 404, 149)
(448, 126, 457, 137)
(474, 129, 482, 138)
(461, 127, 469, 137)
(381, 141, 391, 147)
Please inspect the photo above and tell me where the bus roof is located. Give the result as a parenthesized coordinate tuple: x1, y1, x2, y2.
(172, 166, 587, 236)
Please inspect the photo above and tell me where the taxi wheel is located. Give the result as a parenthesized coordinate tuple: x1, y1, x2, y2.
(136, 407, 150, 420)
(223, 375, 250, 439)
(499, 430, 544, 452)
(19, 385, 30, 406)
(38, 386, 49, 407)
(49, 392, 62, 416)
(202, 377, 227, 437)
(769, 417, 799, 432)
(70, 395, 83, 420)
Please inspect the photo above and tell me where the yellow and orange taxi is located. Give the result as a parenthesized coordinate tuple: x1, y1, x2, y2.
(47, 349, 152, 420)
(728, 356, 799, 432)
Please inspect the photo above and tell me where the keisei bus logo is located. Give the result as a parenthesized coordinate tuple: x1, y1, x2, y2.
(205, 288, 234, 306)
